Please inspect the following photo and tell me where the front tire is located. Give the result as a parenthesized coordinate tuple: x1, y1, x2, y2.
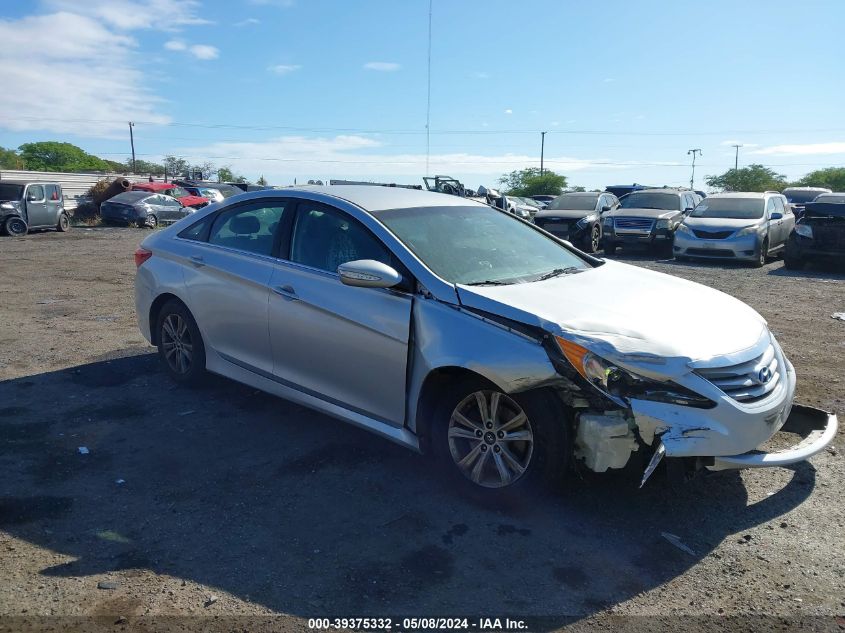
(156, 300, 206, 385)
(752, 238, 768, 268)
(431, 378, 569, 500)
(582, 224, 601, 253)
(4, 216, 28, 237)
(56, 212, 69, 232)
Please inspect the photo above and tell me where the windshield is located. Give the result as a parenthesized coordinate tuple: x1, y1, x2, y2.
(690, 198, 764, 219)
(376, 205, 589, 285)
(785, 190, 828, 204)
(619, 192, 680, 210)
(549, 195, 598, 211)
(0, 184, 24, 200)
(813, 194, 845, 203)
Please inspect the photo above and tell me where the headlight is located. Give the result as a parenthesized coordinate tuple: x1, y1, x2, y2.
(735, 225, 760, 237)
(675, 223, 692, 235)
(0, 202, 15, 210)
(555, 337, 714, 408)
(795, 224, 813, 238)
(655, 219, 671, 230)
(576, 213, 598, 228)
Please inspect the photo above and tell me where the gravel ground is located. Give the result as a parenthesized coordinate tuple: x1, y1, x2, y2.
(0, 227, 843, 632)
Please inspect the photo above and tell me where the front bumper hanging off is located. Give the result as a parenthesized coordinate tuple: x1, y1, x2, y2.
(707, 404, 838, 471)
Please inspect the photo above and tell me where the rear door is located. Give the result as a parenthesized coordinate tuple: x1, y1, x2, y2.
(267, 199, 413, 425)
(24, 184, 49, 227)
(180, 199, 289, 374)
(44, 184, 63, 224)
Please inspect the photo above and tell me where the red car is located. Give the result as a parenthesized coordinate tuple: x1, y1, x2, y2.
(131, 182, 208, 208)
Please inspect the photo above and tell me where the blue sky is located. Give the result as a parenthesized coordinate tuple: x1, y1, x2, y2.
(1, 0, 844, 189)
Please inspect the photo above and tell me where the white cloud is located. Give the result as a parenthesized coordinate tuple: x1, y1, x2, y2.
(236, 17, 260, 26)
(164, 39, 187, 50)
(603, 77, 615, 83)
(45, 0, 210, 30)
(363, 62, 401, 72)
(268, 64, 302, 75)
(504, 109, 513, 115)
(0, 10, 169, 137)
(188, 44, 219, 60)
(169, 135, 635, 186)
(749, 142, 845, 156)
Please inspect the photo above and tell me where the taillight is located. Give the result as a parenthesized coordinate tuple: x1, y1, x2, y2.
(134, 247, 152, 268)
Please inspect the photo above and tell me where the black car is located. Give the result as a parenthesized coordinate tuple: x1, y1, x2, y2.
(533, 192, 619, 253)
(782, 187, 832, 218)
(784, 198, 845, 269)
(100, 191, 192, 228)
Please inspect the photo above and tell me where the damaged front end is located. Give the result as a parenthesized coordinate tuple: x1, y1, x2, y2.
(544, 329, 837, 486)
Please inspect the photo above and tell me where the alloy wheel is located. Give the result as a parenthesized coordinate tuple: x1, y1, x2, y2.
(447, 390, 534, 488)
(590, 225, 600, 252)
(146, 214, 158, 229)
(161, 313, 193, 374)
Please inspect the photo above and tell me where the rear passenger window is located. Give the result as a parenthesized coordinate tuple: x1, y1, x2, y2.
(45, 184, 60, 201)
(290, 204, 391, 273)
(208, 202, 286, 256)
(178, 215, 212, 241)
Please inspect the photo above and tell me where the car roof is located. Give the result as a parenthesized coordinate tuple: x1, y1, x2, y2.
(782, 186, 831, 192)
(134, 182, 176, 191)
(629, 188, 687, 195)
(0, 180, 56, 186)
(706, 192, 773, 199)
(558, 192, 600, 197)
(282, 185, 484, 212)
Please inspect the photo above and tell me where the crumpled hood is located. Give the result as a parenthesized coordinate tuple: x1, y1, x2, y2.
(456, 260, 767, 366)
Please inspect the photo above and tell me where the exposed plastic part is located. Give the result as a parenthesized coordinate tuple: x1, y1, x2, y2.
(575, 411, 639, 472)
(640, 441, 665, 488)
(708, 404, 837, 471)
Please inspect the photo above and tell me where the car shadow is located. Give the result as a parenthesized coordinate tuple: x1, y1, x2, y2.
(0, 353, 818, 629)
(767, 260, 845, 278)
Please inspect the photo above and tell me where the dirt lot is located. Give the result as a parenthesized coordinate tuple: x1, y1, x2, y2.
(0, 227, 843, 632)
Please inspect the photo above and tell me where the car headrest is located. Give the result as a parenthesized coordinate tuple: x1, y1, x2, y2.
(229, 215, 260, 235)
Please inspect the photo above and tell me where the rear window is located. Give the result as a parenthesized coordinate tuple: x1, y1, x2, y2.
(0, 184, 24, 200)
(784, 190, 829, 204)
(690, 198, 764, 220)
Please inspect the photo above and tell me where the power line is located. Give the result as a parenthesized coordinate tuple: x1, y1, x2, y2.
(4, 115, 845, 137)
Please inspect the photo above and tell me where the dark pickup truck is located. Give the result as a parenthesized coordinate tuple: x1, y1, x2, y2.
(784, 200, 845, 269)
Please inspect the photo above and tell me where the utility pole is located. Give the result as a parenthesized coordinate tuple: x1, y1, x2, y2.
(731, 143, 742, 170)
(540, 131, 547, 175)
(425, 0, 432, 177)
(128, 122, 136, 173)
(687, 148, 702, 189)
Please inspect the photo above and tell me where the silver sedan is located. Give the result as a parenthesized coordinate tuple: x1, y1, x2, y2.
(134, 186, 835, 498)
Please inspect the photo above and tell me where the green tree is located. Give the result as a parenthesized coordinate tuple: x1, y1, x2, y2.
(217, 166, 235, 182)
(704, 164, 787, 192)
(126, 158, 165, 176)
(795, 167, 845, 191)
(256, 175, 268, 186)
(0, 146, 25, 169)
(163, 155, 191, 178)
(498, 167, 568, 197)
(18, 141, 114, 172)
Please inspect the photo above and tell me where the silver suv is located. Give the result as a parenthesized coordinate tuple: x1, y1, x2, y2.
(0, 180, 69, 236)
(674, 192, 795, 266)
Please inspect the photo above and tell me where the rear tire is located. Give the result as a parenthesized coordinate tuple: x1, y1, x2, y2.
(56, 212, 69, 232)
(430, 377, 569, 502)
(142, 214, 158, 229)
(4, 216, 28, 237)
(156, 300, 206, 385)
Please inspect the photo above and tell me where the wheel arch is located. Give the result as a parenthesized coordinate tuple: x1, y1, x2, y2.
(149, 292, 187, 346)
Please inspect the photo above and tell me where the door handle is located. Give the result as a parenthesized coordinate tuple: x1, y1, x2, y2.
(272, 285, 298, 300)
(189, 255, 205, 266)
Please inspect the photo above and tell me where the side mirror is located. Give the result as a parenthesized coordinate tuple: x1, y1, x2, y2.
(338, 259, 402, 289)
(684, 207, 694, 213)
(770, 212, 783, 220)
(600, 205, 611, 213)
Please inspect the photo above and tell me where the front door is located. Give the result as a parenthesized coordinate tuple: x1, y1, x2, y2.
(24, 184, 49, 227)
(268, 200, 412, 425)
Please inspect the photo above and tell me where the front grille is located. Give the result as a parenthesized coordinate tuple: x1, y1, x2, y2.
(813, 224, 845, 249)
(614, 217, 654, 234)
(692, 228, 734, 239)
(696, 342, 781, 403)
(686, 248, 735, 257)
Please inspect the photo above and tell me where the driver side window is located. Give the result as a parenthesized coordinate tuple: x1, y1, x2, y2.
(27, 185, 45, 201)
(290, 203, 391, 273)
